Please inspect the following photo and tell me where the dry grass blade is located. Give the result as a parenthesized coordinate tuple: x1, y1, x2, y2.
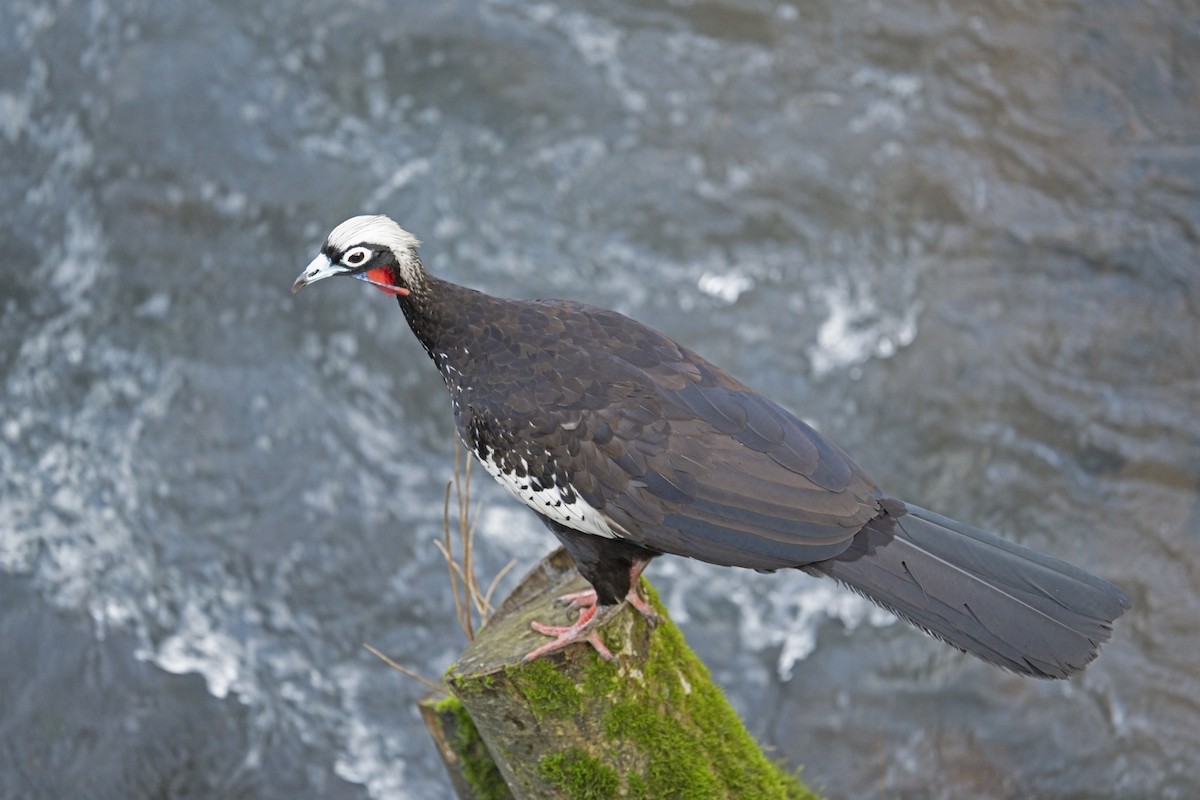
(362, 643, 444, 695)
(370, 445, 516, 693)
(482, 558, 518, 615)
(442, 458, 470, 640)
(436, 443, 514, 641)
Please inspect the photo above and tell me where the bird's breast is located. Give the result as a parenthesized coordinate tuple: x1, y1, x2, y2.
(472, 440, 619, 540)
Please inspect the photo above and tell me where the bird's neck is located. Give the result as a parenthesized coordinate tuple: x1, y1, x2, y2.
(396, 275, 488, 371)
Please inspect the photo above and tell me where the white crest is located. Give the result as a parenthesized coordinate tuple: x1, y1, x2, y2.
(326, 214, 420, 256)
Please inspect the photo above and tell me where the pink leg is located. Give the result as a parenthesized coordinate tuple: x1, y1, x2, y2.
(556, 564, 657, 622)
(523, 558, 657, 662)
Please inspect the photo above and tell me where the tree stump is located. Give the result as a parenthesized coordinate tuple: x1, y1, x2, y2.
(428, 547, 819, 799)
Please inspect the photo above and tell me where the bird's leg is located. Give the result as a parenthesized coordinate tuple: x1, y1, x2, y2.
(555, 557, 658, 623)
(522, 557, 658, 663)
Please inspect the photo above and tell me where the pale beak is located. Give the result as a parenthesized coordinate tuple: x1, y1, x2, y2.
(292, 253, 347, 293)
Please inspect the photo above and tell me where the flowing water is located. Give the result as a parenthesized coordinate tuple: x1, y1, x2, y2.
(1, 0, 1197, 797)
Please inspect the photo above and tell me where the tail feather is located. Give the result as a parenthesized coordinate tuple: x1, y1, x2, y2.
(806, 503, 1131, 679)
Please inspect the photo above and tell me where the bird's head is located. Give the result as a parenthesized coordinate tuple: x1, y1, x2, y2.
(292, 215, 423, 297)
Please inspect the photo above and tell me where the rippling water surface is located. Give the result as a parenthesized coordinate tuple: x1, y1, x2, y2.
(1, 1, 1197, 797)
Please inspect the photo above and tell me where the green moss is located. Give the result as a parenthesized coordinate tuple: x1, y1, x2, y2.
(434, 694, 512, 800)
(431, 693, 459, 714)
(582, 648, 621, 698)
(537, 748, 621, 800)
(625, 771, 648, 800)
(600, 581, 819, 800)
(506, 657, 583, 721)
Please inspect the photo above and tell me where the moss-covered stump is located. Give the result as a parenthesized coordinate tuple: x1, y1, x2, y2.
(443, 548, 820, 800)
(418, 693, 514, 800)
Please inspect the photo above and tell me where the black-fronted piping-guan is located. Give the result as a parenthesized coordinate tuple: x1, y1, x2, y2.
(292, 214, 1130, 677)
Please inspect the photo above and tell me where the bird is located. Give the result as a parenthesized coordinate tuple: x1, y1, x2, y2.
(293, 214, 1131, 678)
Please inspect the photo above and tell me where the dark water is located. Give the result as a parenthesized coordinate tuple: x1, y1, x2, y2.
(2, 0, 1197, 797)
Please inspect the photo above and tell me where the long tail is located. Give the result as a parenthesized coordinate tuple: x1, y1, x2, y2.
(805, 503, 1131, 679)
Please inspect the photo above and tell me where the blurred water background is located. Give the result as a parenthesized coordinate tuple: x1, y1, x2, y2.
(1, 0, 1198, 797)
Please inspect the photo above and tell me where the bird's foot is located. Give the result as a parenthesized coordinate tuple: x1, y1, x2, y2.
(556, 586, 658, 627)
(555, 556, 658, 624)
(523, 557, 659, 662)
(523, 603, 617, 662)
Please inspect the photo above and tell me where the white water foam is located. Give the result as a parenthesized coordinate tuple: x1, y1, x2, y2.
(808, 276, 921, 378)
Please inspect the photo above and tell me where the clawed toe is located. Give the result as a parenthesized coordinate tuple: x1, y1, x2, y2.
(625, 593, 658, 626)
(523, 605, 615, 662)
(555, 588, 598, 611)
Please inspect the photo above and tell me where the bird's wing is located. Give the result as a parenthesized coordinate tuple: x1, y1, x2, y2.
(522, 301, 884, 571)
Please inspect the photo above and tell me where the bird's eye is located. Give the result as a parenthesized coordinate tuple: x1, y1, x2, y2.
(343, 247, 371, 267)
